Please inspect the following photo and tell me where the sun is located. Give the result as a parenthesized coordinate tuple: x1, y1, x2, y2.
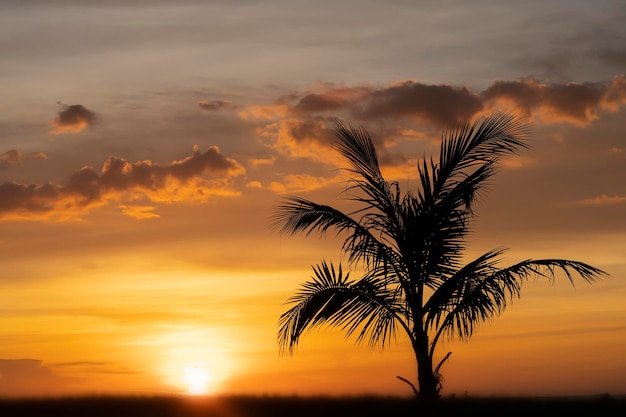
(183, 363, 212, 395)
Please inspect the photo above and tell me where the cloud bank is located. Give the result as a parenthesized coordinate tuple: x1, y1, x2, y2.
(230, 74, 626, 192)
(262, 75, 626, 127)
(0, 145, 244, 221)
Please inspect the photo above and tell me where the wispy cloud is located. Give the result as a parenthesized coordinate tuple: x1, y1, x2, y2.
(52, 361, 139, 375)
(118, 205, 160, 220)
(265, 173, 339, 194)
(572, 194, 626, 206)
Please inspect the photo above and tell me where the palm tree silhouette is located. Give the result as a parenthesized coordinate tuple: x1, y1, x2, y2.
(273, 113, 607, 400)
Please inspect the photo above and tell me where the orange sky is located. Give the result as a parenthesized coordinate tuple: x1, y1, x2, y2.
(1, 0, 625, 399)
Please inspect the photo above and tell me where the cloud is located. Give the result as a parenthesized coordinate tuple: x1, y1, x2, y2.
(198, 100, 236, 111)
(572, 194, 626, 206)
(248, 75, 626, 129)
(265, 174, 339, 194)
(243, 75, 626, 169)
(355, 81, 484, 127)
(287, 83, 371, 116)
(482, 75, 626, 126)
(601, 74, 626, 111)
(271, 81, 484, 127)
(0, 145, 244, 221)
(248, 156, 276, 167)
(0, 358, 77, 397)
(500, 155, 536, 169)
(0, 150, 48, 170)
(118, 205, 160, 220)
(30, 152, 48, 160)
(237, 103, 289, 120)
(256, 118, 338, 162)
(0, 150, 21, 170)
(49, 103, 99, 135)
(52, 361, 138, 376)
(481, 78, 605, 125)
(212, 75, 626, 195)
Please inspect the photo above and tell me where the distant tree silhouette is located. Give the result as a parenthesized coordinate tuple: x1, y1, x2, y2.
(273, 113, 607, 400)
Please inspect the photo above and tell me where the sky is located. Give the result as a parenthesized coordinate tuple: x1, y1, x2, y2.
(1, 0, 625, 399)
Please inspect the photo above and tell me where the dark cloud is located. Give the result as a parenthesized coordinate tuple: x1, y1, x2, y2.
(283, 82, 482, 127)
(482, 75, 626, 125)
(355, 82, 484, 126)
(50, 103, 99, 135)
(0, 146, 244, 221)
(252, 82, 483, 167)
(482, 78, 606, 122)
(249, 75, 626, 170)
(198, 100, 235, 111)
(292, 92, 347, 114)
(0, 359, 76, 397)
(285, 118, 335, 145)
(267, 75, 626, 130)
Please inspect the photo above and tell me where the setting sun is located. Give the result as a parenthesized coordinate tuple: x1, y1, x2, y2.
(184, 363, 212, 395)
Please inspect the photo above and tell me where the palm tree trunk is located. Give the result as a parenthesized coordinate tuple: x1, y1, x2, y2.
(414, 334, 439, 400)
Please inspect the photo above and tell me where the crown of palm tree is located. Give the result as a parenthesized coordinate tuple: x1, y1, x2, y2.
(272, 112, 607, 399)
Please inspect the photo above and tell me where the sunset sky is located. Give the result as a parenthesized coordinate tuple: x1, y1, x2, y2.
(1, 0, 625, 399)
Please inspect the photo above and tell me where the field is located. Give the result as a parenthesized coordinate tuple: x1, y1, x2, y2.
(1, 395, 624, 417)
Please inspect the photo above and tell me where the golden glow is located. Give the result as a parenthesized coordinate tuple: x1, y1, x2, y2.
(184, 363, 212, 395)
(49, 119, 88, 135)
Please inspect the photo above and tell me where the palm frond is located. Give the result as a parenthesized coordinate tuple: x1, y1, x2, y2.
(428, 255, 607, 349)
(271, 196, 355, 238)
(333, 119, 383, 184)
(333, 119, 405, 248)
(278, 261, 408, 354)
(271, 196, 401, 270)
(435, 112, 531, 200)
(424, 248, 509, 332)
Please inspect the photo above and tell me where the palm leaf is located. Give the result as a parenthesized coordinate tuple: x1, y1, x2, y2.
(278, 261, 407, 354)
(428, 255, 607, 349)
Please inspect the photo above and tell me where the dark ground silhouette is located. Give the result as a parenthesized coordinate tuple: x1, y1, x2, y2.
(0, 395, 624, 417)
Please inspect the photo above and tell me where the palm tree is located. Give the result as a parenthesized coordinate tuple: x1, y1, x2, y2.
(272, 113, 607, 400)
